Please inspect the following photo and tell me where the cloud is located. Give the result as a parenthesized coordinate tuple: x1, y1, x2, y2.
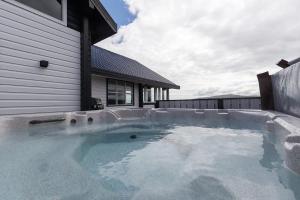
(97, 0, 300, 99)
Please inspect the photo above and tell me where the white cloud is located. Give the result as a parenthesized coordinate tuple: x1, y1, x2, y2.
(97, 0, 300, 99)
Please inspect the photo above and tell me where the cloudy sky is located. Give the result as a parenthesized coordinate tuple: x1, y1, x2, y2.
(98, 0, 300, 99)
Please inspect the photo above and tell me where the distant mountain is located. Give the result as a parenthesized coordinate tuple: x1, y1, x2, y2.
(198, 94, 255, 99)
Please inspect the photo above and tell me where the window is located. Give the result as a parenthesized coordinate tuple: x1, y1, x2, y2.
(107, 79, 134, 106)
(15, 0, 63, 20)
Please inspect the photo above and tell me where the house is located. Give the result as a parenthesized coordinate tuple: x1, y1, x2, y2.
(0, 0, 179, 115)
(91, 46, 180, 109)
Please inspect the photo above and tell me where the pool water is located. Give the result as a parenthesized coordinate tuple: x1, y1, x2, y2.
(0, 120, 300, 200)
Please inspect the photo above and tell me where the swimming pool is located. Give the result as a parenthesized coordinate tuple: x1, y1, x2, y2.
(0, 109, 300, 199)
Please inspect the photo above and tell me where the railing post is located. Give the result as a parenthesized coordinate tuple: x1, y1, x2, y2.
(138, 84, 144, 108)
(257, 72, 274, 110)
(155, 101, 159, 108)
(158, 88, 161, 100)
(217, 99, 224, 109)
(166, 89, 170, 100)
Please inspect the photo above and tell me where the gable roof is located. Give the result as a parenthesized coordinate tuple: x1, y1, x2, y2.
(91, 46, 180, 89)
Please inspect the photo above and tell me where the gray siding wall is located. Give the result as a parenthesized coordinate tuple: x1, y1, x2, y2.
(272, 62, 300, 117)
(91, 75, 107, 107)
(0, 0, 81, 115)
(92, 75, 139, 108)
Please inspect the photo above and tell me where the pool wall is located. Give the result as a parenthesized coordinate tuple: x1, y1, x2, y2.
(0, 108, 300, 175)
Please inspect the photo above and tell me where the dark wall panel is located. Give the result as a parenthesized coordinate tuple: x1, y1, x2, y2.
(67, 0, 81, 32)
(257, 72, 274, 110)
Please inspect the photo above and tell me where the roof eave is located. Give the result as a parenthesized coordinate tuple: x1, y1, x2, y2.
(90, 0, 117, 32)
(91, 68, 180, 89)
(89, 0, 117, 43)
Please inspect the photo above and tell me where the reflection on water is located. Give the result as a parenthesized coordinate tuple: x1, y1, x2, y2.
(188, 176, 235, 200)
(260, 134, 300, 200)
(260, 135, 282, 170)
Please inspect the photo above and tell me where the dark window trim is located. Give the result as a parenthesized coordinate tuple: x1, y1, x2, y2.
(11, 0, 67, 24)
(106, 78, 135, 107)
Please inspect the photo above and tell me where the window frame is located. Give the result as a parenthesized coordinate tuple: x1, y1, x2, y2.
(106, 78, 135, 107)
(5, 0, 68, 26)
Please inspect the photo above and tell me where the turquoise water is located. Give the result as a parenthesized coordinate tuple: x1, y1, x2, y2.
(0, 120, 300, 200)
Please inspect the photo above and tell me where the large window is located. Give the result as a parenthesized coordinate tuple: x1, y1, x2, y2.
(107, 79, 134, 106)
(15, 0, 63, 20)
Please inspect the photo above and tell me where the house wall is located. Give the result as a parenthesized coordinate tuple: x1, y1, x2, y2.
(0, 0, 81, 115)
(91, 75, 107, 107)
(271, 62, 300, 117)
(91, 75, 140, 108)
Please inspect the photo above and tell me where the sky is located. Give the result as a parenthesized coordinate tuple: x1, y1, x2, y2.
(97, 0, 300, 99)
(100, 0, 135, 27)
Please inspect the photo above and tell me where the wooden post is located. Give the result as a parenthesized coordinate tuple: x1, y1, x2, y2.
(148, 87, 152, 102)
(257, 72, 274, 110)
(166, 89, 170, 100)
(81, 16, 91, 111)
(217, 99, 224, 109)
(158, 88, 161, 100)
(144, 86, 148, 103)
(138, 84, 143, 108)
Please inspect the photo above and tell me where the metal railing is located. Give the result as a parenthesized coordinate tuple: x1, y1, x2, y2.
(155, 97, 261, 109)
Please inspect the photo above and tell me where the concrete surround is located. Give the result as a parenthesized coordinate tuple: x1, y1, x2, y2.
(272, 62, 300, 117)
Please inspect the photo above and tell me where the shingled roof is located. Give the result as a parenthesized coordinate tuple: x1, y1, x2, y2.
(91, 46, 180, 89)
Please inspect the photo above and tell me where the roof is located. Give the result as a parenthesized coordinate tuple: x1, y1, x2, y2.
(91, 46, 180, 89)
